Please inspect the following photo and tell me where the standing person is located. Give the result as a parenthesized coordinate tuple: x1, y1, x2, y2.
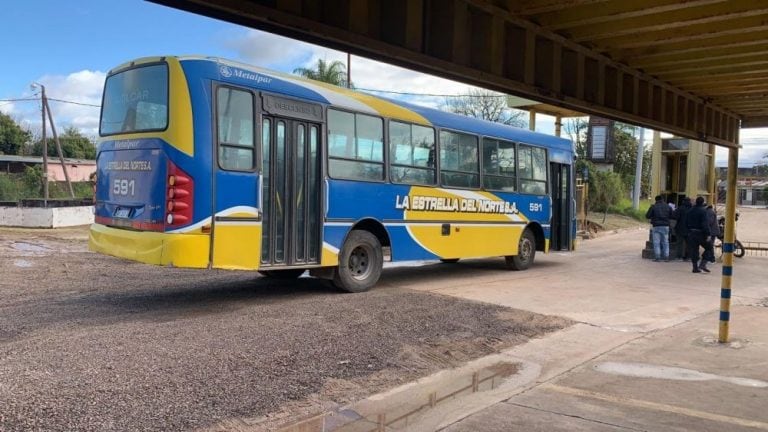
(704, 204, 720, 264)
(686, 196, 713, 273)
(645, 195, 672, 262)
(672, 197, 691, 261)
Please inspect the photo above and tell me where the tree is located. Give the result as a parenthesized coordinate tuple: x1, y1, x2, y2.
(293, 59, 351, 87)
(0, 112, 31, 155)
(565, 117, 589, 174)
(32, 127, 96, 159)
(443, 89, 525, 127)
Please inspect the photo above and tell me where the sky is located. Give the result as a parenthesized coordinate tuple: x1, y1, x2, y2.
(1, 0, 765, 167)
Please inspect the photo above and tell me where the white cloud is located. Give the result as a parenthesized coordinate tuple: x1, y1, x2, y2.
(223, 29, 316, 69)
(225, 29, 485, 108)
(9, 70, 105, 138)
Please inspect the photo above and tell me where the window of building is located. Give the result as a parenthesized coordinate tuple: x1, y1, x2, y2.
(389, 121, 436, 185)
(590, 125, 607, 159)
(328, 109, 384, 181)
(518, 144, 547, 194)
(217, 87, 254, 170)
(482, 138, 516, 191)
(440, 130, 479, 188)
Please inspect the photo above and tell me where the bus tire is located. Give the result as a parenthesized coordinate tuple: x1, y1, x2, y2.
(506, 229, 536, 271)
(333, 230, 383, 293)
(440, 258, 460, 264)
(258, 269, 305, 279)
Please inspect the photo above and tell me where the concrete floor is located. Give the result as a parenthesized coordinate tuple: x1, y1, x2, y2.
(376, 207, 768, 431)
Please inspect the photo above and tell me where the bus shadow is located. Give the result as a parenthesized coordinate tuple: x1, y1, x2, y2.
(4, 259, 567, 342)
(3, 276, 341, 341)
(378, 257, 566, 287)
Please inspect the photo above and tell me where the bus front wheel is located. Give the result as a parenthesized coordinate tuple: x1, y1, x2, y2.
(506, 229, 536, 271)
(333, 230, 383, 293)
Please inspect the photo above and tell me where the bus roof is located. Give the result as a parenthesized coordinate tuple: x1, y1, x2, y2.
(158, 55, 573, 153)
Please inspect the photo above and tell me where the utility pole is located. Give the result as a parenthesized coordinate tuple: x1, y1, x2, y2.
(633, 127, 645, 209)
(44, 96, 75, 198)
(39, 85, 49, 204)
(33, 83, 75, 201)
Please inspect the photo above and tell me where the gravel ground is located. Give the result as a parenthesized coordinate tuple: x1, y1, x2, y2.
(0, 227, 571, 431)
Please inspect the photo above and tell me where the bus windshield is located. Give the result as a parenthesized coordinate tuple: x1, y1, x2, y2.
(100, 63, 168, 136)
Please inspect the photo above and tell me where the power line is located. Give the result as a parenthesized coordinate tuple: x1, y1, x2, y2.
(356, 88, 507, 98)
(47, 97, 100, 108)
(2, 87, 508, 110)
(0, 96, 100, 108)
(0, 97, 39, 102)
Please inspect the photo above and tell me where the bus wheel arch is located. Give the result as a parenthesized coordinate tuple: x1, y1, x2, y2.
(332, 219, 389, 293)
(526, 222, 546, 252)
(505, 224, 541, 271)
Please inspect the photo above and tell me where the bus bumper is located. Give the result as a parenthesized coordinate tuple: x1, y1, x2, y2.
(89, 223, 210, 268)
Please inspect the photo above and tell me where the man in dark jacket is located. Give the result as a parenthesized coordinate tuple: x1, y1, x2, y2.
(645, 195, 672, 261)
(686, 196, 713, 273)
(672, 197, 691, 260)
(703, 204, 719, 263)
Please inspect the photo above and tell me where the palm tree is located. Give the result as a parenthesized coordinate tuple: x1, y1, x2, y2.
(293, 59, 352, 88)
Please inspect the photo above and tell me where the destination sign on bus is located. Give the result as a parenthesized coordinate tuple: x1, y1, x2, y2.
(395, 195, 519, 215)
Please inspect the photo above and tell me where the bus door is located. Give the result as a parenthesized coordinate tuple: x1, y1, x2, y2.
(260, 115, 322, 268)
(212, 86, 261, 269)
(550, 162, 572, 251)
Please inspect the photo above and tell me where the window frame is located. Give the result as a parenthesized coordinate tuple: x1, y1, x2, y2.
(214, 84, 257, 172)
(99, 61, 170, 137)
(388, 120, 437, 186)
(480, 136, 518, 192)
(516, 142, 549, 195)
(326, 107, 386, 183)
(438, 128, 480, 190)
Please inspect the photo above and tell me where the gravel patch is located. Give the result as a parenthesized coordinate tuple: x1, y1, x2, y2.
(0, 228, 571, 431)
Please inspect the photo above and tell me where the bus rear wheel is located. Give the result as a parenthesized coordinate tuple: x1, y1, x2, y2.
(333, 230, 383, 293)
(506, 229, 536, 271)
(258, 269, 305, 279)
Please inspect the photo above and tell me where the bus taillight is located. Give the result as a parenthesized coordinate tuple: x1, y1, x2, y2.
(165, 162, 193, 228)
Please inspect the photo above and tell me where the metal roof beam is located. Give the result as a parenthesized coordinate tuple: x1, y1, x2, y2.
(742, 116, 768, 128)
(151, 0, 743, 147)
(627, 42, 768, 68)
(505, 0, 610, 16)
(535, 0, 722, 31)
(599, 21, 768, 51)
(566, 1, 768, 43)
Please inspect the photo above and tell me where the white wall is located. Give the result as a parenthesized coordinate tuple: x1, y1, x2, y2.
(0, 206, 94, 228)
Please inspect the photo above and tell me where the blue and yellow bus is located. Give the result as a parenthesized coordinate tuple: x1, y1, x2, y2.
(89, 56, 575, 292)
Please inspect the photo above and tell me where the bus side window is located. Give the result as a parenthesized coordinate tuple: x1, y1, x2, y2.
(482, 138, 516, 191)
(217, 87, 254, 170)
(518, 144, 547, 194)
(440, 130, 479, 188)
(389, 121, 436, 185)
(328, 109, 384, 181)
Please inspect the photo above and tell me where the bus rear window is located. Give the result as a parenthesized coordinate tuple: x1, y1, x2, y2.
(100, 64, 168, 135)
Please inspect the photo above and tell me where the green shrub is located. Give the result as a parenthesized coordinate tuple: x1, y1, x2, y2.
(588, 169, 626, 212)
(0, 171, 93, 201)
(609, 198, 651, 222)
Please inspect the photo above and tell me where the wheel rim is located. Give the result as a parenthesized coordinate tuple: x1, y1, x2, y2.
(520, 237, 533, 263)
(348, 245, 373, 280)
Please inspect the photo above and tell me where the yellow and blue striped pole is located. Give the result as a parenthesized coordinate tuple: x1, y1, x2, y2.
(719, 146, 739, 343)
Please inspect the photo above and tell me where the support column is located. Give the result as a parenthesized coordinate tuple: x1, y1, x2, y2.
(529, 110, 536, 132)
(650, 131, 662, 198)
(719, 146, 738, 343)
(554, 115, 562, 137)
(708, 143, 717, 203)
